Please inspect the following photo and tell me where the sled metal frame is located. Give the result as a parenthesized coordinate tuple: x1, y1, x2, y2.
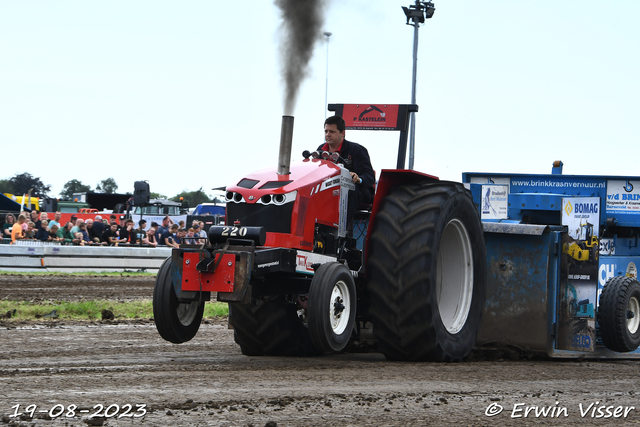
(465, 171, 640, 359)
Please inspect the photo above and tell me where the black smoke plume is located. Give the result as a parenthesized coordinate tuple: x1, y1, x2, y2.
(275, 0, 328, 115)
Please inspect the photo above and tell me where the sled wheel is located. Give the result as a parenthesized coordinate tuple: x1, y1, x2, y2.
(153, 257, 204, 344)
(307, 262, 357, 353)
(598, 276, 640, 352)
(367, 181, 486, 362)
(229, 297, 321, 357)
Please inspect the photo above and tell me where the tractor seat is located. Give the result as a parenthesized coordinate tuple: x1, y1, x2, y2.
(354, 204, 372, 221)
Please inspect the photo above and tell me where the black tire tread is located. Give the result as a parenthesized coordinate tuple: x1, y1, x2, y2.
(598, 276, 640, 352)
(229, 299, 321, 357)
(367, 182, 486, 362)
(153, 257, 204, 344)
(153, 258, 176, 342)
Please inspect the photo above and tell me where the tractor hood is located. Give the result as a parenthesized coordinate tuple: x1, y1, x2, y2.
(226, 158, 342, 198)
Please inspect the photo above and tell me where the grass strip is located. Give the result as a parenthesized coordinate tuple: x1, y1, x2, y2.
(0, 299, 228, 321)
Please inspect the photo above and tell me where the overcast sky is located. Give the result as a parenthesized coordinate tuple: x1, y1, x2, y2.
(2, 1, 639, 199)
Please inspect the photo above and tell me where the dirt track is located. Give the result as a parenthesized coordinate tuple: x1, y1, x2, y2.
(1, 275, 640, 426)
(0, 274, 156, 302)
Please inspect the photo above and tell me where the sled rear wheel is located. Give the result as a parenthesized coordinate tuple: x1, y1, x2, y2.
(598, 276, 640, 352)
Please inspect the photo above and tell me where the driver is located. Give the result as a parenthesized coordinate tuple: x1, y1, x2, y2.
(318, 115, 375, 225)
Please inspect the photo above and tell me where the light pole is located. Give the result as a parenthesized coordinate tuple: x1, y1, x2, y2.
(402, 1, 435, 170)
(323, 31, 332, 119)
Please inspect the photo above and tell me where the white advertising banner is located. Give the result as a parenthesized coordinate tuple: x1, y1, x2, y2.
(561, 197, 600, 239)
(480, 185, 508, 220)
(606, 180, 640, 213)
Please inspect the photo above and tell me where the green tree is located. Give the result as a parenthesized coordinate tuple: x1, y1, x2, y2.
(8, 172, 51, 197)
(96, 177, 118, 194)
(60, 179, 92, 200)
(150, 192, 167, 200)
(170, 187, 211, 207)
(0, 179, 15, 194)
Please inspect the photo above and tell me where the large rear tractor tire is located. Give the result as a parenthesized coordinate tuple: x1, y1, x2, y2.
(307, 262, 357, 353)
(368, 182, 486, 362)
(229, 297, 321, 357)
(598, 276, 640, 352)
(153, 257, 205, 344)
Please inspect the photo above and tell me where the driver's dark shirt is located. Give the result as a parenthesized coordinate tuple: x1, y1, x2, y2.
(318, 139, 375, 204)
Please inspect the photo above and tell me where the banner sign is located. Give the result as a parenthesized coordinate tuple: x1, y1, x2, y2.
(480, 185, 508, 220)
(606, 180, 640, 214)
(341, 104, 400, 130)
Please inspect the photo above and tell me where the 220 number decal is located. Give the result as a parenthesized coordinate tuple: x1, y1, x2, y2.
(220, 227, 247, 237)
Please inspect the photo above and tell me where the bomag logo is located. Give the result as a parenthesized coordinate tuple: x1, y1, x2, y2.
(574, 203, 598, 213)
(564, 201, 573, 216)
(355, 105, 387, 123)
(565, 200, 598, 215)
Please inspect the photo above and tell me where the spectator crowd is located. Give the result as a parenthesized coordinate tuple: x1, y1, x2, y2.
(2, 212, 208, 247)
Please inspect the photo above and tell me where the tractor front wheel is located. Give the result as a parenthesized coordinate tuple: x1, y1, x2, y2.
(307, 262, 357, 353)
(153, 257, 204, 344)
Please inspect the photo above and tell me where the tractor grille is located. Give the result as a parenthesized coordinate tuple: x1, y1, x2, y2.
(226, 202, 293, 234)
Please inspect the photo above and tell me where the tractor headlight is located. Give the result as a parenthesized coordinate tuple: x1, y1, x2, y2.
(256, 190, 297, 206)
(226, 191, 246, 203)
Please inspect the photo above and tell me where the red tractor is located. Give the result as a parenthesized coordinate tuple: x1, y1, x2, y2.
(153, 105, 486, 362)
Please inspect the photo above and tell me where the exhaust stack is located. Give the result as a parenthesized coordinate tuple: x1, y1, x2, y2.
(277, 115, 294, 175)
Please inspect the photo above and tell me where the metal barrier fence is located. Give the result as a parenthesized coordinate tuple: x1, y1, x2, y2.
(0, 243, 171, 273)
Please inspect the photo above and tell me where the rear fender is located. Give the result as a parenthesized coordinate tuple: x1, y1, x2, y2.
(364, 169, 439, 268)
